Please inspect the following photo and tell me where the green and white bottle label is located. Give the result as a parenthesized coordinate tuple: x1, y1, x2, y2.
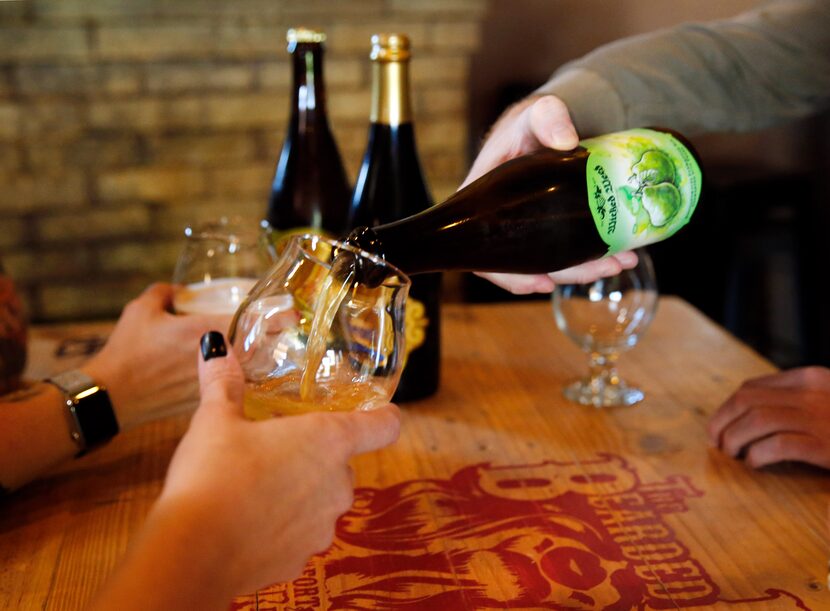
(583, 128, 702, 253)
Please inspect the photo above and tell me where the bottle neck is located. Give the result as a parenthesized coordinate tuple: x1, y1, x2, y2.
(370, 59, 412, 125)
(348, 148, 600, 278)
(290, 43, 328, 118)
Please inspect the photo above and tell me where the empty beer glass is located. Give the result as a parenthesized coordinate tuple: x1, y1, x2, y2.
(552, 249, 658, 407)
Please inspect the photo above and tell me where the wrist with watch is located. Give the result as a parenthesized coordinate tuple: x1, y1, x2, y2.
(45, 370, 120, 457)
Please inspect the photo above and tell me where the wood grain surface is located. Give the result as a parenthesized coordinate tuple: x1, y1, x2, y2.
(3, 299, 828, 610)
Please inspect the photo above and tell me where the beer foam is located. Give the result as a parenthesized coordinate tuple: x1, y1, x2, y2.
(173, 277, 258, 315)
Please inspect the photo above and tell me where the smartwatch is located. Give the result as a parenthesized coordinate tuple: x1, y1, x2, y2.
(46, 370, 120, 457)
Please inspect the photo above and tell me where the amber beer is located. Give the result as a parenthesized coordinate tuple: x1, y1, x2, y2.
(173, 278, 259, 316)
(347, 128, 703, 279)
(244, 373, 389, 420)
(348, 34, 441, 402)
(266, 28, 351, 244)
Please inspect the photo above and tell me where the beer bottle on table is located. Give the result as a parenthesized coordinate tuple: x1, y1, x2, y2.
(347, 127, 703, 280)
(348, 34, 441, 402)
(266, 28, 351, 248)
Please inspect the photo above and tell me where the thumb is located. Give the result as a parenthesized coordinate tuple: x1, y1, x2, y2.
(528, 95, 579, 150)
(137, 282, 176, 312)
(197, 330, 245, 416)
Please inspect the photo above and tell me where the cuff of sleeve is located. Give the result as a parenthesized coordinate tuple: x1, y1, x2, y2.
(534, 68, 627, 137)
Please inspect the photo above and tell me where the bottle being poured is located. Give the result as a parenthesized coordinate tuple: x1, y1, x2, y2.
(345, 127, 702, 284)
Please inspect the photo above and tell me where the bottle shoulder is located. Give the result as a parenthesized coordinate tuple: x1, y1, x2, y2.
(351, 123, 432, 221)
(645, 126, 702, 167)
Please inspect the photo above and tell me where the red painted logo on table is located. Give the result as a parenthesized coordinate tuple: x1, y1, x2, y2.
(231, 454, 808, 610)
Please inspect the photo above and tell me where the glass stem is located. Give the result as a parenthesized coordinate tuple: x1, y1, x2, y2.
(588, 352, 620, 391)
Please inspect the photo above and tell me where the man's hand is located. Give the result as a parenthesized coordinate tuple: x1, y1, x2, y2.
(461, 95, 579, 190)
(708, 366, 830, 469)
(463, 95, 636, 294)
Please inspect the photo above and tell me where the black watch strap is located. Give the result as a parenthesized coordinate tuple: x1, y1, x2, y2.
(46, 370, 120, 456)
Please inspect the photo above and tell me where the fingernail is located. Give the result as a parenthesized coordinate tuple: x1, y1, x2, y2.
(551, 126, 578, 149)
(200, 331, 227, 361)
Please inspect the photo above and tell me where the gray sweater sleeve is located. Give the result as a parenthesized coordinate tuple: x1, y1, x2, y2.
(535, 0, 830, 137)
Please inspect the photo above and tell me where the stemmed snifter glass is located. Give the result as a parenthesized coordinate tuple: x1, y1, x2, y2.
(552, 249, 658, 407)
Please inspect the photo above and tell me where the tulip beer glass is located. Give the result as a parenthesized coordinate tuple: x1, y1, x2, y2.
(229, 234, 410, 419)
(172, 217, 276, 316)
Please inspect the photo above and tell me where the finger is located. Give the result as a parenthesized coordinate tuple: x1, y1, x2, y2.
(138, 282, 176, 311)
(744, 432, 829, 469)
(474, 272, 555, 295)
(744, 367, 830, 392)
(547, 257, 625, 285)
(707, 386, 759, 447)
(708, 386, 814, 447)
(611, 250, 639, 270)
(707, 383, 820, 448)
(197, 331, 245, 416)
(336, 403, 402, 456)
(528, 95, 579, 150)
(720, 405, 814, 458)
(743, 369, 808, 390)
(181, 313, 235, 338)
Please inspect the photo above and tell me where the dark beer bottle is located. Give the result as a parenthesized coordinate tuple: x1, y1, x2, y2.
(348, 34, 441, 402)
(266, 28, 351, 247)
(348, 128, 702, 278)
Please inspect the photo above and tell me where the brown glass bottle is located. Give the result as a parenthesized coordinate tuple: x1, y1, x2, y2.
(348, 127, 702, 280)
(266, 28, 351, 244)
(348, 34, 441, 402)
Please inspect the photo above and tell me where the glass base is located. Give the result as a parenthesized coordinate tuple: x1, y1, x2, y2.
(562, 377, 644, 408)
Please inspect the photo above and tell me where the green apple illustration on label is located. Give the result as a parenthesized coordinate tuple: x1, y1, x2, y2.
(583, 128, 702, 253)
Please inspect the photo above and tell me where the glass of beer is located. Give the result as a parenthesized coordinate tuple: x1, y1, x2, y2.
(172, 217, 276, 316)
(229, 234, 410, 419)
(552, 248, 658, 407)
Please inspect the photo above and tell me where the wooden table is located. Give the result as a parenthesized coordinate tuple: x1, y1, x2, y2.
(2, 299, 829, 610)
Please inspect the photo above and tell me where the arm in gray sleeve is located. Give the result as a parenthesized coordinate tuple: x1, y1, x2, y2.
(536, 0, 830, 136)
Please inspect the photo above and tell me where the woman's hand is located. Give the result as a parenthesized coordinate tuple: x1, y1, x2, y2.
(91, 331, 401, 610)
(161, 332, 401, 592)
(82, 283, 231, 429)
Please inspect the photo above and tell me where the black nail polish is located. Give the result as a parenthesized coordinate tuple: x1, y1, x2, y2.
(201, 331, 227, 361)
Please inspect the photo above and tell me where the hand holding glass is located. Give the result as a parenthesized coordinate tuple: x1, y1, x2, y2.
(552, 249, 657, 407)
(229, 235, 410, 419)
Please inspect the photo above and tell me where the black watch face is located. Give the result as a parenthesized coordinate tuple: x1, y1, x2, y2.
(76, 389, 119, 446)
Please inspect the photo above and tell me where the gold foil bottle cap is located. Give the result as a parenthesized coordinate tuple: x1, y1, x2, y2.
(287, 27, 326, 50)
(370, 33, 411, 62)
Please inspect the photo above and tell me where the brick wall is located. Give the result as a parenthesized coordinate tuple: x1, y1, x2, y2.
(0, 0, 486, 321)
